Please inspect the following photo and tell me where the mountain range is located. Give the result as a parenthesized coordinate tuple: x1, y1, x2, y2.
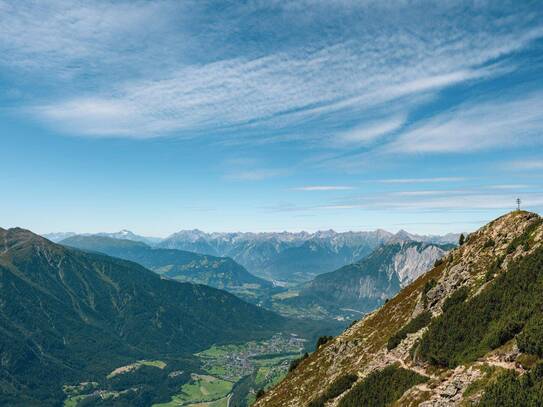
(47, 229, 460, 284)
(256, 211, 543, 407)
(59, 235, 273, 304)
(0, 227, 287, 406)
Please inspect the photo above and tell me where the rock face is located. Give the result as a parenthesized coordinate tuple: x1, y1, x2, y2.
(255, 211, 543, 407)
(288, 241, 448, 315)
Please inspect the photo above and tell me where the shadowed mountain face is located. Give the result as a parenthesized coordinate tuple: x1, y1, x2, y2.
(283, 241, 448, 316)
(0, 228, 285, 406)
(60, 235, 271, 293)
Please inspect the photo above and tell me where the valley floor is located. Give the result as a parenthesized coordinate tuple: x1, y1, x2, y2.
(63, 333, 306, 407)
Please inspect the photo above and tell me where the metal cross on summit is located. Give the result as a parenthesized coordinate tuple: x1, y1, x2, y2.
(516, 198, 521, 211)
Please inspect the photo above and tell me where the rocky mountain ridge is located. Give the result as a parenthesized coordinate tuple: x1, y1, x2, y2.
(280, 241, 449, 319)
(255, 211, 543, 407)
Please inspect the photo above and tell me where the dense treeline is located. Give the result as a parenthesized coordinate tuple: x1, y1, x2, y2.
(308, 373, 358, 407)
(338, 365, 427, 407)
(479, 363, 543, 406)
(419, 242, 543, 368)
(387, 311, 432, 350)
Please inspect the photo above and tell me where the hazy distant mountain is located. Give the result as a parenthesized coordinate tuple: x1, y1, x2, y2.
(95, 229, 163, 245)
(391, 229, 462, 245)
(281, 240, 449, 317)
(42, 231, 77, 242)
(60, 235, 272, 301)
(0, 227, 286, 406)
(48, 228, 460, 284)
(158, 229, 394, 282)
(44, 230, 161, 245)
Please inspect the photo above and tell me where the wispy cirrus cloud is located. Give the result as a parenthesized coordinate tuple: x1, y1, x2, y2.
(319, 191, 543, 212)
(376, 177, 466, 184)
(335, 115, 405, 145)
(506, 159, 543, 171)
(292, 186, 355, 191)
(384, 91, 543, 154)
(223, 168, 286, 181)
(1, 1, 541, 140)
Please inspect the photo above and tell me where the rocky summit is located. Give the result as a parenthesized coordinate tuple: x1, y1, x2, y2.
(256, 211, 543, 407)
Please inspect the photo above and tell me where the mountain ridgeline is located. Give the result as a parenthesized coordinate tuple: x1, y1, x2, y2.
(0, 228, 286, 406)
(286, 240, 449, 316)
(256, 211, 543, 407)
(59, 235, 272, 301)
(157, 229, 459, 283)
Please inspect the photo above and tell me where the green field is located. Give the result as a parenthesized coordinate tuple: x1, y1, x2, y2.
(64, 336, 305, 407)
(154, 374, 233, 406)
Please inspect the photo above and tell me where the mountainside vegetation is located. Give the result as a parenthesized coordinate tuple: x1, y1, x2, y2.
(60, 234, 273, 303)
(0, 228, 287, 406)
(255, 211, 543, 407)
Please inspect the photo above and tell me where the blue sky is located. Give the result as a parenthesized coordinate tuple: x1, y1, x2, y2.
(1, 0, 542, 236)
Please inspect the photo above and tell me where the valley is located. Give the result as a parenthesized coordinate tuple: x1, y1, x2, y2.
(62, 334, 306, 407)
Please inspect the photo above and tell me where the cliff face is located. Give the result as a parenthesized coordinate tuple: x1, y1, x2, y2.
(294, 241, 447, 315)
(256, 211, 543, 407)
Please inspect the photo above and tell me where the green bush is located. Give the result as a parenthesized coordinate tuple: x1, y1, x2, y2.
(479, 363, 543, 406)
(308, 373, 358, 407)
(338, 365, 427, 407)
(518, 314, 543, 357)
(419, 246, 543, 368)
(288, 352, 309, 372)
(422, 279, 437, 307)
(387, 311, 432, 351)
(483, 239, 495, 249)
(315, 335, 333, 351)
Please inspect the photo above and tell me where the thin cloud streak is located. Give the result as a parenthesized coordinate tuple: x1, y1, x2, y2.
(376, 177, 466, 184)
(292, 186, 355, 191)
(384, 91, 543, 154)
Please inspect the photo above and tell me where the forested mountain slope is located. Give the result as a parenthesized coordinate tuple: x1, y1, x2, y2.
(0, 228, 285, 406)
(256, 211, 543, 407)
(60, 235, 271, 295)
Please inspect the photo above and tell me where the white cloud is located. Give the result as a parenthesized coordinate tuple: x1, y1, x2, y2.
(506, 160, 543, 171)
(224, 169, 286, 181)
(292, 186, 355, 191)
(376, 177, 465, 184)
(384, 92, 543, 153)
(320, 192, 543, 211)
(336, 116, 405, 144)
(1, 2, 540, 139)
